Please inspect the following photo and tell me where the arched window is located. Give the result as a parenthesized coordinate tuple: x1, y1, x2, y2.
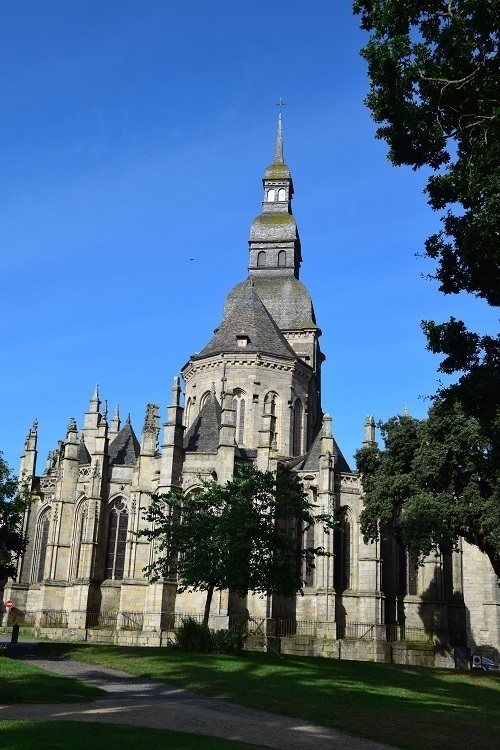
(104, 498, 129, 580)
(278, 188, 286, 201)
(73, 499, 88, 580)
(199, 391, 211, 410)
(407, 553, 419, 596)
(334, 510, 352, 592)
(303, 490, 316, 587)
(257, 251, 266, 267)
(292, 399, 303, 455)
(278, 250, 287, 267)
(184, 397, 192, 428)
(32, 508, 51, 583)
(232, 390, 246, 445)
(264, 392, 279, 447)
(267, 188, 275, 202)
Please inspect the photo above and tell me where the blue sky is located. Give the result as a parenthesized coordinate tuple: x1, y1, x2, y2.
(1, 1, 496, 473)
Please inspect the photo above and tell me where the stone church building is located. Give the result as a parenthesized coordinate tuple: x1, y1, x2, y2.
(4, 115, 499, 660)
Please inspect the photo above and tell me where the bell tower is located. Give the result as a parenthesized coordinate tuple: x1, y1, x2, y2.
(248, 110, 302, 279)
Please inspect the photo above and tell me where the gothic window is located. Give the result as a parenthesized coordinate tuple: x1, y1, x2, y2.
(278, 188, 286, 201)
(407, 553, 419, 596)
(104, 498, 129, 580)
(334, 510, 352, 592)
(185, 397, 192, 428)
(264, 391, 279, 447)
(278, 250, 286, 267)
(32, 509, 50, 583)
(267, 188, 275, 202)
(292, 399, 303, 455)
(257, 251, 266, 267)
(232, 390, 246, 445)
(73, 499, 88, 580)
(303, 508, 316, 587)
(199, 391, 211, 409)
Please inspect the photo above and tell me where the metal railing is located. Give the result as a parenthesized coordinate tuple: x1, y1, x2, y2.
(7, 610, 37, 626)
(40, 610, 69, 628)
(160, 612, 204, 630)
(121, 611, 144, 631)
(275, 618, 319, 638)
(385, 623, 434, 643)
(86, 611, 118, 629)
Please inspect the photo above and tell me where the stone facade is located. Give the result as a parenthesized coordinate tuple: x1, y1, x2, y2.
(3, 114, 499, 663)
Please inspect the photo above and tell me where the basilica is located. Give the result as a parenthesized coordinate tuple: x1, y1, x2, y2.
(4, 115, 499, 663)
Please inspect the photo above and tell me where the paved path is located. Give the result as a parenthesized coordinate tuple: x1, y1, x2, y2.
(1, 642, 392, 750)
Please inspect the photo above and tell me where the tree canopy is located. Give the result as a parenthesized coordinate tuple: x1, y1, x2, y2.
(0, 454, 30, 581)
(356, 401, 500, 577)
(353, 0, 499, 426)
(353, 0, 499, 568)
(139, 464, 334, 625)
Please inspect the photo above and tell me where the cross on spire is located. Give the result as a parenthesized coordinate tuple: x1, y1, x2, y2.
(276, 97, 285, 110)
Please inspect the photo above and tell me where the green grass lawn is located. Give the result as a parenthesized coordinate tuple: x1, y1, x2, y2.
(0, 657, 105, 703)
(0, 721, 265, 749)
(35, 642, 500, 750)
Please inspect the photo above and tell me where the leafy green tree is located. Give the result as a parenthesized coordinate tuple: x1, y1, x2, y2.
(356, 401, 500, 577)
(0, 454, 30, 581)
(139, 464, 334, 625)
(353, 1, 499, 568)
(353, 0, 500, 431)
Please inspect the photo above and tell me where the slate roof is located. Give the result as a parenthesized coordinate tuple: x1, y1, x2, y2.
(292, 429, 351, 473)
(184, 394, 222, 453)
(224, 277, 317, 332)
(108, 422, 141, 466)
(193, 282, 298, 361)
(77, 441, 91, 465)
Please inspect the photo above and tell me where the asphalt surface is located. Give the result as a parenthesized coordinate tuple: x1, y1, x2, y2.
(0, 640, 393, 750)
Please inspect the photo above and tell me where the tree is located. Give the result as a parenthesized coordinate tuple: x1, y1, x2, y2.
(353, 0, 500, 429)
(353, 1, 500, 565)
(0, 454, 30, 581)
(356, 401, 500, 577)
(139, 464, 334, 626)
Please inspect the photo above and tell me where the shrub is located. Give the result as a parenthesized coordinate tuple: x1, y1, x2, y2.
(211, 628, 247, 654)
(174, 618, 213, 653)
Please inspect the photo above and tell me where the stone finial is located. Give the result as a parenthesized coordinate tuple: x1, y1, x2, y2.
(67, 417, 77, 433)
(363, 415, 376, 444)
(322, 413, 333, 437)
(32, 418, 38, 435)
(403, 402, 410, 417)
(143, 403, 160, 435)
(89, 384, 100, 413)
(110, 404, 121, 433)
(126, 413, 131, 425)
(274, 109, 284, 164)
(171, 376, 181, 407)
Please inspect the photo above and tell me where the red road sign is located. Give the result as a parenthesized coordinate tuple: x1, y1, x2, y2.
(5, 600, 13, 608)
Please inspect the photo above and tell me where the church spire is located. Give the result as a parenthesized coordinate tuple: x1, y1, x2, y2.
(248, 107, 301, 279)
(274, 109, 284, 164)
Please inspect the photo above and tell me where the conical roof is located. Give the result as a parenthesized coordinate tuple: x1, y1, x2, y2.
(77, 440, 91, 465)
(109, 422, 140, 466)
(292, 429, 351, 473)
(184, 394, 222, 453)
(193, 282, 298, 361)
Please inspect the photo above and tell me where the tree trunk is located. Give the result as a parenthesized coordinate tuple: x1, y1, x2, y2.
(203, 584, 214, 627)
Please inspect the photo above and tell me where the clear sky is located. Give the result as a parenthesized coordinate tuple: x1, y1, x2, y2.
(1, 1, 496, 473)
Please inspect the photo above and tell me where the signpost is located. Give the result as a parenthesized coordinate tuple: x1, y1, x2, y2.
(5, 600, 13, 609)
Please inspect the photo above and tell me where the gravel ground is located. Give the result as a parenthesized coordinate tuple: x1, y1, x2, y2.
(1, 641, 393, 750)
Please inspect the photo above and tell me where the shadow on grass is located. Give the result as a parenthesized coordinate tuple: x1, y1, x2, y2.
(33, 642, 500, 750)
(0, 656, 105, 704)
(0, 721, 264, 750)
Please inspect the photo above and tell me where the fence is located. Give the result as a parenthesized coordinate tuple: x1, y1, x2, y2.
(39, 610, 69, 628)
(86, 611, 119, 629)
(2, 609, 442, 644)
(385, 623, 434, 643)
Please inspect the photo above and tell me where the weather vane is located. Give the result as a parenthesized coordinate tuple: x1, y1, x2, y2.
(276, 98, 285, 110)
